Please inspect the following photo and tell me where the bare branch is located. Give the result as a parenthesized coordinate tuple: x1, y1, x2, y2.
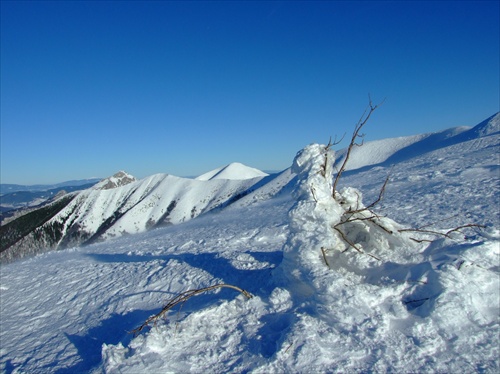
(409, 237, 434, 243)
(332, 96, 385, 196)
(399, 223, 485, 240)
(131, 284, 252, 336)
(344, 173, 390, 215)
(310, 185, 318, 202)
(326, 133, 346, 151)
(321, 247, 331, 269)
(334, 226, 381, 261)
(445, 223, 486, 235)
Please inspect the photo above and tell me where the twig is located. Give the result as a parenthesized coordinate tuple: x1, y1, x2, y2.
(399, 223, 485, 239)
(346, 172, 391, 214)
(403, 297, 430, 305)
(321, 247, 331, 269)
(334, 226, 381, 261)
(325, 134, 346, 151)
(310, 185, 318, 202)
(332, 96, 385, 196)
(445, 223, 486, 235)
(131, 284, 252, 336)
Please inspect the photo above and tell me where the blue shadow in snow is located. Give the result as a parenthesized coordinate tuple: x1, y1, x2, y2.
(170, 252, 282, 295)
(56, 309, 153, 374)
(86, 250, 283, 296)
(69, 250, 283, 371)
(86, 252, 171, 263)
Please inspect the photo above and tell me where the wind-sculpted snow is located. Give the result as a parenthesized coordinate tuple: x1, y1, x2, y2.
(0, 113, 498, 373)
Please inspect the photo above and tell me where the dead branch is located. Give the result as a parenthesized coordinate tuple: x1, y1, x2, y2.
(333, 173, 393, 238)
(332, 96, 385, 197)
(403, 297, 430, 305)
(361, 173, 391, 212)
(334, 226, 381, 261)
(310, 185, 318, 202)
(320, 150, 329, 177)
(399, 223, 485, 240)
(320, 136, 344, 177)
(131, 283, 252, 336)
(445, 223, 486, 236)
(321, 246, 331, 268)
(408, 237, 434, 243)
(341, 173, 390, 217)
(326, 134, 346, 151)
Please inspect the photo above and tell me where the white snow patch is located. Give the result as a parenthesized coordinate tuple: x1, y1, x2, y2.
(196, 162, 268, 181)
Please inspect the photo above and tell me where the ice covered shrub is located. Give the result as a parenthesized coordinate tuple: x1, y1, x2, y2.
(274, 140, 417, 300)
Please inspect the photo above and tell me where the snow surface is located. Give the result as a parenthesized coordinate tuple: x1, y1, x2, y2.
(195, 162, 269, 181)
(1, 113, 499, 373)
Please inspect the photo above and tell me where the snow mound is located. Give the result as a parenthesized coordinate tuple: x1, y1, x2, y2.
(196, 162, 268, 181)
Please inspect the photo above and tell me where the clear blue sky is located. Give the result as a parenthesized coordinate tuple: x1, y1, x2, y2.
(1, 1, 499, 185)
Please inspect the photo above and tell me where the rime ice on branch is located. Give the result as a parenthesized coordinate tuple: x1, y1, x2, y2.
(277, 142, 415, 299)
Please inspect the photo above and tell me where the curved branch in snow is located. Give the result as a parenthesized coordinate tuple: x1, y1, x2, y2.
(131, 283, 252, 336)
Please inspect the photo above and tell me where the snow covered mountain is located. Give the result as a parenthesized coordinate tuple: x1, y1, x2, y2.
(0, 113, 498, 373)
(196, 162, 269, 181)
(0, 164, 287, 263)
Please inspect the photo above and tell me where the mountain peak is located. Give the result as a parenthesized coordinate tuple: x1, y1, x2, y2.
(195, 162, 268, 181)
(93, 171, 136, 190)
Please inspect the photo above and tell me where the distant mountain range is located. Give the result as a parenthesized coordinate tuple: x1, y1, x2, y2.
(0, 182, 100, 216)
(0, 178, 104, 226)
(1, 112, 498, 264)
(0, 162, 292, 263)
(0, 178, 103, 194)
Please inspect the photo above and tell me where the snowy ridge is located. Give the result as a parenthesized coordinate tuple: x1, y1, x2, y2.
(0, 113, 499, 373)
(0, 171, 282, 262)
(467, 112, 500, 137)
(195, 162, 269, 181)
(336, 112, 499, 171)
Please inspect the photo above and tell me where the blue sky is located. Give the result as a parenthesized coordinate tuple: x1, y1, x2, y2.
(1, 1, 499, 185)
